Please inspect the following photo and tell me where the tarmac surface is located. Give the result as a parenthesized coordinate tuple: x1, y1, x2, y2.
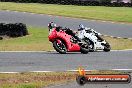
(0, 10, 132, 88)
(0, 10, 132, 38)
(46, 81, 132, 88)
(0, 51, 132, 72)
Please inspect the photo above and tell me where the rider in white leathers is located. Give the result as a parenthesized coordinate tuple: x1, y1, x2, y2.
(77, 24, 101, 44)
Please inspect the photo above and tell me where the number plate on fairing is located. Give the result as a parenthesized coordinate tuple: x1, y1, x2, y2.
(96, 47, 102, 49)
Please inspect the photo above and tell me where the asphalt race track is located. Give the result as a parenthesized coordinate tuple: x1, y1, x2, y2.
(0, 51, 132, 72)
(0, 10, 132, 38)
(46, 81, 132, 88)
(0, 10, 132, 88)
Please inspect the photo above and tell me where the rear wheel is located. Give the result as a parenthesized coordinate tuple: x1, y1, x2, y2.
(104, 43, 111, 52)
(53, 40, 67, 54)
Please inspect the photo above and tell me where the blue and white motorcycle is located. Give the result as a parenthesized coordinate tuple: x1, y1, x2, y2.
(77, 24, 111, 52)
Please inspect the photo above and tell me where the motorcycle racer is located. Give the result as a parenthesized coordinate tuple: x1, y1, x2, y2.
(77, 24, 110, 52)
(77, 24, 101, 43)
(64, 28, 82, 42)
(48, 22, 82, 43)
(48, 22, 89, 54)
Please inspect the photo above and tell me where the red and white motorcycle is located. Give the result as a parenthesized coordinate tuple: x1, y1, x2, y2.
(48, 22, 89, 54)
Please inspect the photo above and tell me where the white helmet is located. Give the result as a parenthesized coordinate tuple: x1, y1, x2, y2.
(78, 24, 85, 31)
(79, 24, 85, 29)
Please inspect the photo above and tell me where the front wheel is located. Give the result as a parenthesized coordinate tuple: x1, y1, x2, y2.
(80, 43, 89, 54)
(103, 43, 111, 52)
(53, 40, 67, 54)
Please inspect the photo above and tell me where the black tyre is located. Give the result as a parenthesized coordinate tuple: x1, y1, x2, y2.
(80, 43, 89, 54)
(53, 40, 67, 54)
(0, 37, 3, 40)
(104, 43, 111, 52)
(76, 76, 87, 85)
(83, 39, 94, 52)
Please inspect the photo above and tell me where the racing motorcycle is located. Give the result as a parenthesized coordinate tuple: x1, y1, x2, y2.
(77, 25, 111, 52)
(48, 24, 89, 54)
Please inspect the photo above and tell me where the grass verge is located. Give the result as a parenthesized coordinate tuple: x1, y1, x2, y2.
(0, 2, 132, 23)
(0, 26, 131, 51)
(0, 71, 128, 88)
(0, 26, 53, 51)
(102, 36, 132, 50)
(0, 72, 76, 88)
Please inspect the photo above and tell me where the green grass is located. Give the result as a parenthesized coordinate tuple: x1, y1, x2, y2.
(0, 72, 76, 88)
(0, 2, 132, 23)
(0, 26, 53, 51)
(0, 71, 128, 88)
(0, 26, 132, 51)
(102, 36, 132, 50)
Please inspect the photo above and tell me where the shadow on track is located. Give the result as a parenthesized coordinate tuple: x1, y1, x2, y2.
(45, 51, 107, 55)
